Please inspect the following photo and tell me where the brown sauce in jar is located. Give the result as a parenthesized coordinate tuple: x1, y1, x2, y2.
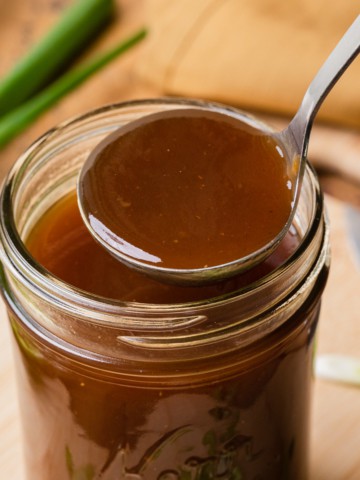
(11, 105, 327, 480)
(22, 192, 320, 480)
(79, 109, 292, 270)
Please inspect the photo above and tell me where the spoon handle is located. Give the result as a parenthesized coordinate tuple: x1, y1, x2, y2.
(289, 15, 360, 157)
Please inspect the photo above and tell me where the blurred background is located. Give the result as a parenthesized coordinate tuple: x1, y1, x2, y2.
(0, 1, 359, 478)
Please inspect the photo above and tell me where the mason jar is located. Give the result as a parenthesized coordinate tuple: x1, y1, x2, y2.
(0, 99, 330, 480)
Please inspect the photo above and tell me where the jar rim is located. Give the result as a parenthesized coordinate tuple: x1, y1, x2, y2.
(0, 98, 327, 318)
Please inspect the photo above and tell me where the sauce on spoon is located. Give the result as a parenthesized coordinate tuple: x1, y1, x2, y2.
(78, 108, 292, 276)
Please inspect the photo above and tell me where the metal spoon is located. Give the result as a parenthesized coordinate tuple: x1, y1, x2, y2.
(78, 16, 360, 285)
(273, 14, 360, 261)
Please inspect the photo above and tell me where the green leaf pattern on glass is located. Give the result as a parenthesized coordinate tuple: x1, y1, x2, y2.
(64, 388, 248, 479)
(66, 446, 95, 480)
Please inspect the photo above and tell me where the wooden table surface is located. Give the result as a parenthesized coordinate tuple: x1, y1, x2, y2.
(1, 1, 360, 479)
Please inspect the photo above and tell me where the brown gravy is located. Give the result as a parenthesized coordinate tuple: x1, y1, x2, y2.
(79, 108, 292, 270)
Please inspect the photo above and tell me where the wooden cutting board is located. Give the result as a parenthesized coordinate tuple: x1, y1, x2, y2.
(1, 2, 360, 479)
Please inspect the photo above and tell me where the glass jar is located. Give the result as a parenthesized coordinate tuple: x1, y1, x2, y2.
(0, 99, 330, 480)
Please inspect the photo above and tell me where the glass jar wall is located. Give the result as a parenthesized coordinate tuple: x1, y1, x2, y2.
(0, 99, 330, 480)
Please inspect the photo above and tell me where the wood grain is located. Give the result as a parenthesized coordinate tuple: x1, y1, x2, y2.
(1, 1, 360, 479)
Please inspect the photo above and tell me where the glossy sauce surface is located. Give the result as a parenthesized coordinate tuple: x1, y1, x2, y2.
(79, 109, 292, 270)
(26, 192, 298, 303)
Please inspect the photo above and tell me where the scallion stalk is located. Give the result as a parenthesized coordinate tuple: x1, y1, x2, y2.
(316, 354, 360, 387)
(0, 28, 147, 149)
(0, 0, 115, 116)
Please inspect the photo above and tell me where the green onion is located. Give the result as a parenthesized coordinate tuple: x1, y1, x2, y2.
(0, 28, 147, 149)
(0, 0, 115, 116)
(315, 354, 360, 387)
